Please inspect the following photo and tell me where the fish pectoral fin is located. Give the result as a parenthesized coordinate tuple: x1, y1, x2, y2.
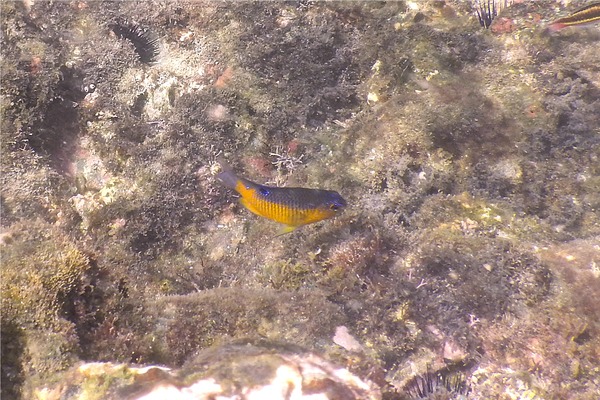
(274, 225, 298, 237)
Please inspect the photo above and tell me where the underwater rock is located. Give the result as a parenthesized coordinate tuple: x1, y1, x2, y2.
(142, 287, 346, 366)
(2, 0, 600, 398)
(33, 342, 381, 400)
(333, 325, 363, 353)
(1, 221, 92, 398)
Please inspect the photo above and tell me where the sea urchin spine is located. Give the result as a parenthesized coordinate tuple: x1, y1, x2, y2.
(474, 0, 512, 29)
(109, 20, 161, 64)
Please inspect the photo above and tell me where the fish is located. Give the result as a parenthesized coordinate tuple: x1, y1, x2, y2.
(217, 164, 347, 235)
(548, 2, 600, 32)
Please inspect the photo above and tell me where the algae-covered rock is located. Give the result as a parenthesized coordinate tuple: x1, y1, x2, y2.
(1, 221, 90, 396)
(141, 287, 346, 366)
(2, 0, 600, 399)
(31, 342, 381, 400)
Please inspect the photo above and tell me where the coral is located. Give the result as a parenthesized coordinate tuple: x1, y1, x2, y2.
(1, 224, 90, 327)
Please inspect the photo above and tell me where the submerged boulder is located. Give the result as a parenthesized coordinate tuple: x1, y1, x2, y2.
(33, 341, 381, 400)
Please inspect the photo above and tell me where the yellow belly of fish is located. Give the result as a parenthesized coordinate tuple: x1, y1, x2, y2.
(241, 196, 327, 226)
(236, 184, 331, 227)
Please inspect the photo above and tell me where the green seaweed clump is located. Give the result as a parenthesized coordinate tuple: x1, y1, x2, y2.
(1, 221, 90, 397)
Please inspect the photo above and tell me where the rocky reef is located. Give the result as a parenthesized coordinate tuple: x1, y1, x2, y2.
(2, 1, 599, 399)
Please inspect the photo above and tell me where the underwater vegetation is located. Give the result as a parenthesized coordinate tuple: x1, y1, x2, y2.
(1, 0, 599, 398)
(1, 221, 91, 395)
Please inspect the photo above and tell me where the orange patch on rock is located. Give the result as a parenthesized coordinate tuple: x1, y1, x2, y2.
(491, 18, 517, 34)
(214, 66, 234, 88)
(244, 157, 273, 179)
(30, 56, 42, 74)
(286, 139, 302, 155)
(525, 104, 539, 119)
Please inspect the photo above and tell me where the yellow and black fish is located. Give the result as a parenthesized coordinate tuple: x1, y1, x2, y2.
(218, 165, 346, 235)
(548, 2, 600, 31)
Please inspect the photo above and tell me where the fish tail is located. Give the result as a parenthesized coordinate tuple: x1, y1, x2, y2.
(547, 22, 566, 32)
(217, 169, 239, 189)
(216, 158, 239, 188)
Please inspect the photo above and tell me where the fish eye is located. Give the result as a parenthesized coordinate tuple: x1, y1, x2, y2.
(330, 203, 340, 211)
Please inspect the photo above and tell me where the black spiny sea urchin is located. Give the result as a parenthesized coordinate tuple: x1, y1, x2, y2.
(474, 0, 513, 28)
(109, 20, 161, 64)
(404, 367, 471, 399)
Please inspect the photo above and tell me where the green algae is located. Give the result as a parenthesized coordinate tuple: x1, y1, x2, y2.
(259, 259, 314, 290)
(79, 364, 136, 400)
(1, 225, 90, 328)
(1, 222, 90, 395)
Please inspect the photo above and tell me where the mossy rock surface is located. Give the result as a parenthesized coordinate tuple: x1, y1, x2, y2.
(2, 1, 600, 399)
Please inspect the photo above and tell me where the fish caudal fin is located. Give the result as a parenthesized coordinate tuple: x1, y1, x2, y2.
(547, 22, 566, 32)
(216, 158, 239, 188)
(217, 170, 239, 189)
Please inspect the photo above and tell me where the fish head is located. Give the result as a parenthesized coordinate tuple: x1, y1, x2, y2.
(318, 190, 347, 216)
